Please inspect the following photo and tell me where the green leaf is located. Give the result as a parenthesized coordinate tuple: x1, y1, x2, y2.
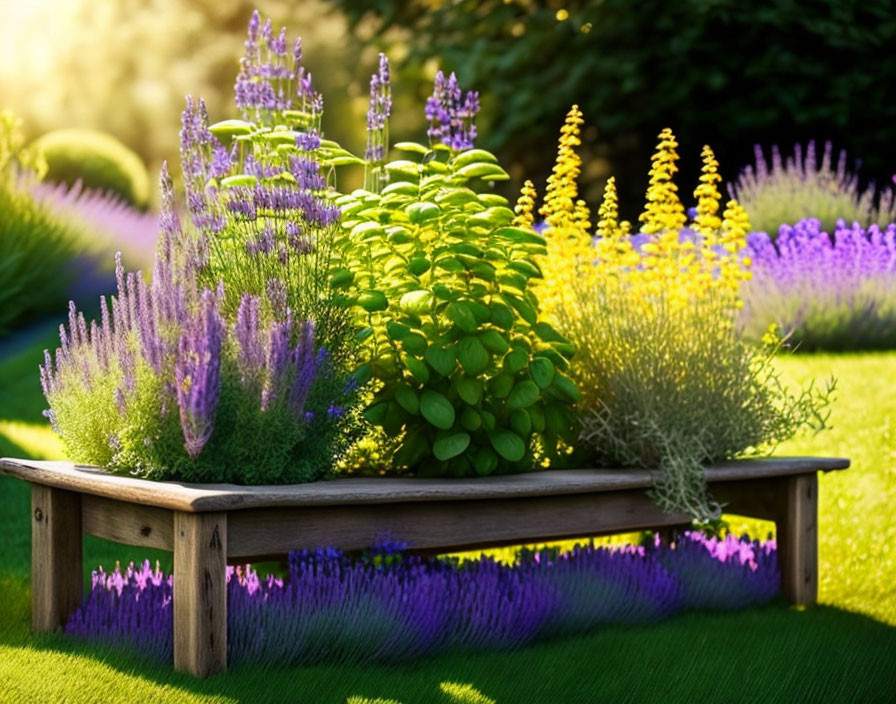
(399, 290, 433, 315)
(480, 410, 496, 431)
(409, 257, 431, 275)
(393, 432, 429, 468)
(493, 227, 546, 246)
(420, 390, 455, 430)
(386, 321, 411, 340)
(468, 301, 492, 324)
(425, 345, 456, 377)
(402, 333, 427, 356)
(452, 149, 499, 167)
(435, 257, 464, 273)
(508, 260, 543, 279)
(354, 326, 374, 342)
(394, 385, 420, 415)
(330, 269, 354, 288)
(489, 302, 515, 330)
(503, 349, 528, 374)
(382, 402, 407, 436)
(394, 141, 429, 154)
(507, 380, 540, 410)
(385, 160, 421, 177)
(490, 430, 526, 462)
(445, 301, 478, 333)
(457, 337, 490, 375)
(381, 181, 418, 196)
(357, 290, 388, 312)
(363, 402, 389, 425)
(456, 163, 510, 180)
(550, 373, 582, 403)
(460, 406, 482, 431)
(489, 373, 514, 399)
(353, 362, 373, 386)
(534, 322, 567, 343)
(510, 409, 532, 437)
(502, 293, 537, 326)
(528, 403, 546, 432)
(433, 433, 471, 461)
(479, 329, 510, 355)
(456, 377, 482, 405)
(407, 202, 441, 223)
(472, 447, 499, 476)
(530, 357, 555, 389)
(208, 119, 253, 138)
(435, 187, 478, 206)
(221, 174, 258, 188)
(404, 355, 430, 384)
(351, 221, 385, 239)
(324, 155, 365, 166)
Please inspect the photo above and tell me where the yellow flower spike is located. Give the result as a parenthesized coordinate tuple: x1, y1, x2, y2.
(596, 177, 622, 241)
(513, 179, 537, 229)
(693, 145, 722, 242)
(640, 128, 686, 235)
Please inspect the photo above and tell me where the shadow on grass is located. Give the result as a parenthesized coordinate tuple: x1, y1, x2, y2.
(1, 583, 894, 704)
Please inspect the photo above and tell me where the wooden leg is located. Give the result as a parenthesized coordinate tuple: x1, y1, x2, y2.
(31, 484, 83, 633)
(173, 511, 228, 677)
(777, 474, 818, 605)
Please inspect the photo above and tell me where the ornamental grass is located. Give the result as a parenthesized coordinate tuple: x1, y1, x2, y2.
(65, 533, 780, 667)
(531, 109, 833, 520)
(729, 141, 896, 236)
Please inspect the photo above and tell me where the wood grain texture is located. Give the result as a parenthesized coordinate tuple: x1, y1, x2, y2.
(82, 495, 174, 551)
(227, 490, 693, 559)
(778, 473, 819, 605)
(173, 512, 227, 677)
(0, 457, 850, 513)
(31, 484, 82, 633)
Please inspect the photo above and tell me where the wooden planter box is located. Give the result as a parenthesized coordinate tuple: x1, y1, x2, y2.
(0, 456, 848, 677)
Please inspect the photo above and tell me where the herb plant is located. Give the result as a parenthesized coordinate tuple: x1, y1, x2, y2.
(334, 134, 580, 476)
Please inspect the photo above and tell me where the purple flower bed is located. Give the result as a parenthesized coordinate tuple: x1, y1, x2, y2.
(743, 217, 896, 350)
(66, 533, 779, 667)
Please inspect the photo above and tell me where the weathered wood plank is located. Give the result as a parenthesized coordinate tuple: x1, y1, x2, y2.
(82, 495, 174, 551)
(712, 477, 784, 522)
(228, 490, 692, 559)
(0, 457, 850, 513)
(173, 512, 227, 677)
(31, 484, 82, 633)
(777, 474, 819, 605)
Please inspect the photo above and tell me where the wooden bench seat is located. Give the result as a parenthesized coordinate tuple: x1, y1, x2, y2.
(0, 456, 849, 677)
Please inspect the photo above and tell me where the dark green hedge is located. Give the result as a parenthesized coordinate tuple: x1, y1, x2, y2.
(337, 0, 896, 219)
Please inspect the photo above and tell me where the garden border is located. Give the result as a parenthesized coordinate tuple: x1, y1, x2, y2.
(0, 456, 849, 678)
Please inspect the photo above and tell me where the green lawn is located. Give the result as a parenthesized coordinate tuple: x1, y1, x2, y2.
(1, 327, 894, 702)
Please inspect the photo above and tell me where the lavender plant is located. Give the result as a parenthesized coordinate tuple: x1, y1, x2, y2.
(40, 165, 358, 483)
(729, 141, 896, 236)
(333, 72, 579, 477)
(743, 217, 896, 350)
(65, 532, 780, 667)
(177, 11, 363, 364)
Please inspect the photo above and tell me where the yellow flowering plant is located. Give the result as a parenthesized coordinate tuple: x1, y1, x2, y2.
(533, 108, 834, 520)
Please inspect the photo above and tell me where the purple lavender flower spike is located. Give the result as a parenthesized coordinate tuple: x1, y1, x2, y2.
(234, 294, 264, 389)
(287, 321, 318, 417)
(365, 53, 392, 163)
(425, 70, 479, 151)
(175, 289, 224, 459)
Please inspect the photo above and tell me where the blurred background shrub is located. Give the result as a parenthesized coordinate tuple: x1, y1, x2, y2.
(4, 0, 895, 217)
(743, 218, 896, 351)
(730, 142, 896, 237)
(336, 0, 896, 217)
(32, 128, 151, 210)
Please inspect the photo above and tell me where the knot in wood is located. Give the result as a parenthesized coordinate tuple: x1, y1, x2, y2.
(33, 507, 43, 523)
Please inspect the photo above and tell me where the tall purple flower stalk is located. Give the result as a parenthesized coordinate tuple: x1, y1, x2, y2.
(425, 70, 480, 151)
(65, 533, 780, 667)
(175, 289, 224, 459)
(743, 217, 896, 350)
(234, 10, 322, 128)
(364, 53, 391, 192)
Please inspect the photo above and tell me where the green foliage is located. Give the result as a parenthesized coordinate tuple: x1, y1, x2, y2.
(337, 0, 896, 214)
(0, 112, 80, 335)
(335, 145, 578, 476)
(32, 128, 151, 209)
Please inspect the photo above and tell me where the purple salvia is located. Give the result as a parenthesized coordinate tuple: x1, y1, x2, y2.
(425, 70, 479, 151)
(175, 289, 224, 459)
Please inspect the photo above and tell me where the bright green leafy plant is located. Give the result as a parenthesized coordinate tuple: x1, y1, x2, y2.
(334, 143, 580, 477)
